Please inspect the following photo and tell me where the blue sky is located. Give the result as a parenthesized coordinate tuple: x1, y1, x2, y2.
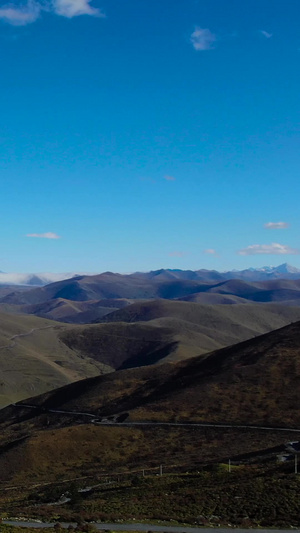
(0, 0, 299, 273)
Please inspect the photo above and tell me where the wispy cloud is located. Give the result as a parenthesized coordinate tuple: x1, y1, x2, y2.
(164, 175, 176, 181)
(260, 30, 273, 39)
(168, 251, 186, 257)
(190, 27, 216, 51)
(52, 0, 104, 18)
(26, 232, 61, 239)
(0, 271, 79, 285)
(238, 243, 300, 256)
(264, 221, 289, 229)
(0, 0, 42, 26)
(0, 0, 103, 26)
(204, 248, 218, 255)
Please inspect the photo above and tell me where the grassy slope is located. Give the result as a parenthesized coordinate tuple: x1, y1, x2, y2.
(3, 461, 300, 528)
(178, 292, 250, 304)
(60, 321, 180, 369)
(0, 312, 111, 408)
(0, 420, 298, 484)
(2, 299, 300, 408)
(100, 299, 300, 331)
(2, 317, 300, 526)
(19, 298, 133, 324)
(84, 300, 300, 364)
(2, 321, 300, 505)
(5, 319, 300, 427)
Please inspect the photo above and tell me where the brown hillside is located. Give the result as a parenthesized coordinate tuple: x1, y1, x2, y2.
(2, 321, 300, 484)
(60, 301, 300, 368)
(6, 319, 300, 429)
(21, 298, 129, 323)
(0, 312, 112, 408)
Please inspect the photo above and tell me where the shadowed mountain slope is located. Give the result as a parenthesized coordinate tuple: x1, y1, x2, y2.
(2, 321, 300, 484)
(0, 312, 112, 408)
(100, 299, 300, 328)
(0, 274, 213, 304)
(178, 292, 250, 304)
(2, 299, 300, 408)
(7, 319, 300, 428)
(59, 321, 178, 370)
(19, 297, 132, 324)
(60, 301, 300, 367)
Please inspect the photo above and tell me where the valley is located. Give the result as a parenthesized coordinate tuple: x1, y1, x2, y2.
(2, 297, 300, 407)
(1, 267, 300, 528)
(1, 0, 297, 527)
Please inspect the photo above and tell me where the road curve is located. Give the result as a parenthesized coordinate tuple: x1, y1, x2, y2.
(2, 521, 296, 533)
(12, 403, 300, 433)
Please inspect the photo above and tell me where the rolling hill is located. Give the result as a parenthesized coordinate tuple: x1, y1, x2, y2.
(5, 317, 300, 427)
(19, 297, 132, 324)
(1, 319, 300, 486)
(0, 312, 112, 408)
(60, 300, 300, 367)
(2, 298, 300, 408)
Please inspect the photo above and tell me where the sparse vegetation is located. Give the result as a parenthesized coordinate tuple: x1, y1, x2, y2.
(1, 316, 300, 527)
(2, 464, 300, 528)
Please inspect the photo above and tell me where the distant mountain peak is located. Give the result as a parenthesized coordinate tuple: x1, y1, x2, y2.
(274, 263, 300, 274)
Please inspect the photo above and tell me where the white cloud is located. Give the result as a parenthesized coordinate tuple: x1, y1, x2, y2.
(26, 232, 61, 239)
(0, 0, 42, 26)
(0, 0, 102, 26)
(204, 248, 218, 255)
(260, 30, 273, 39)
(52, 0, 104, 18)
(0, 271, 77, 285)
(190, 27, 216, 51)
(0, 272, 94, 286)
(164, 175, 176, 181)
(264, 221, 289, 229)
(238, 243, 300, 256)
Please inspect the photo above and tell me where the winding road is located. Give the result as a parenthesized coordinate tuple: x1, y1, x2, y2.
(11, 402, 300, 434)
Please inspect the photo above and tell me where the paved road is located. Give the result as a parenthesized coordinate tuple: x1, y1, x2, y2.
(3, 521, 299, 533)
(11, 402, 300, 433)
(97, 421, 300, 432)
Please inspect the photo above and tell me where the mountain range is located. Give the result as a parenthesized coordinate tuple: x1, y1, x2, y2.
(3, 270, 300, 323)
(134, 263, 300, 281)
(1, 263, 300, 524)
(0, 263, 300, 287)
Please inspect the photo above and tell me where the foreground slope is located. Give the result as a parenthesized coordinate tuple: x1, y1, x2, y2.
(1, 321, 300, 484)
(1, 319, 300, 427)
(2, 300, 300, 408)
(6, 318, 300, 427)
